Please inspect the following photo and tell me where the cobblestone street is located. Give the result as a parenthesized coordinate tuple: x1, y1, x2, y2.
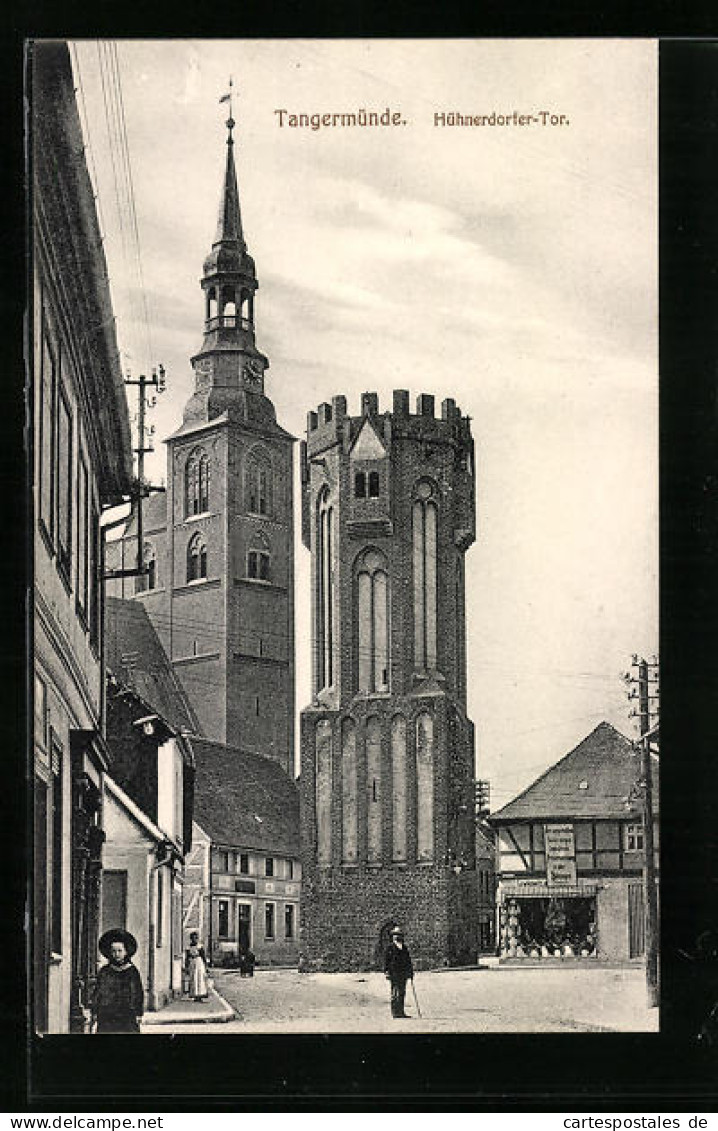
(145, 963, 660, 1034)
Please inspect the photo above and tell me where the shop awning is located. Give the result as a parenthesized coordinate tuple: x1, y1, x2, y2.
(502, 883, 599, 899)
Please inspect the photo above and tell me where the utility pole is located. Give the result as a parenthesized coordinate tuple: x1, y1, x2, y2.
(474, 779, 491, 819)
(626, 655, 660, 1008)
(104, 365, 166, 581)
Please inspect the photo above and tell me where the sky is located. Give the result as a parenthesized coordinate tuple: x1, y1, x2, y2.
(70, 39, 658, 808)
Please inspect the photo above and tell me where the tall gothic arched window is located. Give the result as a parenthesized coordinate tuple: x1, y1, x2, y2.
(246, 448, 272, 516)
(187, 532, 207, 582)
(356, 547, 389, 694)
(317, 487, 335, 691)
(185, 449, 210, 516)
(413, 480, 438, 670)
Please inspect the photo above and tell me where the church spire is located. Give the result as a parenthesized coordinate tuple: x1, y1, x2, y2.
(213, 85, 244, 247)
(184, 85, 274, 429)
(201, 81, 256, 309)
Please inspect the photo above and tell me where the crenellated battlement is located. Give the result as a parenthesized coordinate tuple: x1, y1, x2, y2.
(305, 390, 473, 458)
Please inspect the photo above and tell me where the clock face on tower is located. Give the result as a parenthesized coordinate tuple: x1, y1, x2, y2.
(243, 358, 263, 389)
(194, 357, 212, 392)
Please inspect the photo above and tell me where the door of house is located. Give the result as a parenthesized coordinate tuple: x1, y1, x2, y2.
(238, 903, 251, 950)
(628, 882, 645, 958)
(33, 779, 49, 1033)
(102, 870, 128, 932)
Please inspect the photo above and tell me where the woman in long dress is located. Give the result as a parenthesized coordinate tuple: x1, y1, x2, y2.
(184, 932, 209, 1001)
(92, 929, 144, 1033)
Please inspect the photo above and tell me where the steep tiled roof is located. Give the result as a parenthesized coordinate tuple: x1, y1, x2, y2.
(191, 738, 299, 856)
(121, 492, 168, 538)
(105, 597, 199, 735)
(490, 721, 659, 822)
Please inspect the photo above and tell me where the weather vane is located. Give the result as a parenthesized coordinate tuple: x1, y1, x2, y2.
(219, 76, 235, 137)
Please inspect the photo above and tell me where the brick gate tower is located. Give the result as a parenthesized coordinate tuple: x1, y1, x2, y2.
(299, 391, 479, 970)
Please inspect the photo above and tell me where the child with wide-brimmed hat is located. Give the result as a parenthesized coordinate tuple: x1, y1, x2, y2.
(91, 929, 144, 1033)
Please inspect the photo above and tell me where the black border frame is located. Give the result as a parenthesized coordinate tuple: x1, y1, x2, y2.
(6, 21, 718, 1112)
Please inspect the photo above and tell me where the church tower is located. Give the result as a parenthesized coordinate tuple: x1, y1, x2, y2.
(140, 106, 295, 774)
(298, 391, 478, 970)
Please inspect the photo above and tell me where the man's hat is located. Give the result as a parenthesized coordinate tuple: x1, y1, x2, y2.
(391, 926, 404, 936)
(98, 928, 138, 959)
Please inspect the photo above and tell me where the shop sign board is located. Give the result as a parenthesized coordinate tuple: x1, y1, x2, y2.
(546, 857, 577, 886)
(545, 823, 575, 858)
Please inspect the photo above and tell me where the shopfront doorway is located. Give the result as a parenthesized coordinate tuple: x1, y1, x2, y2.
(500, 891, 598, 958)
(238, 902, 252, 951)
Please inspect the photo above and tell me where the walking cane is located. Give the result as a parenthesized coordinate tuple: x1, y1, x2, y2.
(410, 977, 422, 1018)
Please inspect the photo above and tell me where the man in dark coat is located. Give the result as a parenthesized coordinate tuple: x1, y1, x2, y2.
(92, 929, 144, 1033)
(384, 926, 414, 1018)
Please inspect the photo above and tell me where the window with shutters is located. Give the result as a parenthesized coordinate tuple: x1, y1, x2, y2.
(35, 673, 48, 751)
(76, 454, 89, 617)
(89, 500, 100, 648)
(50, 739, 63, 954)
(38, 323, 56, 544)
(57, 384, 73, 581)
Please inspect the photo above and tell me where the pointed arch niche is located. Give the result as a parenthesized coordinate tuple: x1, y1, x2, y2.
(316, 487, 335, 692)
(391, 715, 408, 863)
(341, 719, 358, 864)
(413, 479, 438, 670)
(315, 719, 333, 866)
(416, 711, 435, 862)
(366, 716, 383, 864)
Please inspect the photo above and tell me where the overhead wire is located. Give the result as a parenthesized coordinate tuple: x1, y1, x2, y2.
(95, 40, 136, 351)
(90, 39, 155, 391)
(108, 40, 155, 370)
